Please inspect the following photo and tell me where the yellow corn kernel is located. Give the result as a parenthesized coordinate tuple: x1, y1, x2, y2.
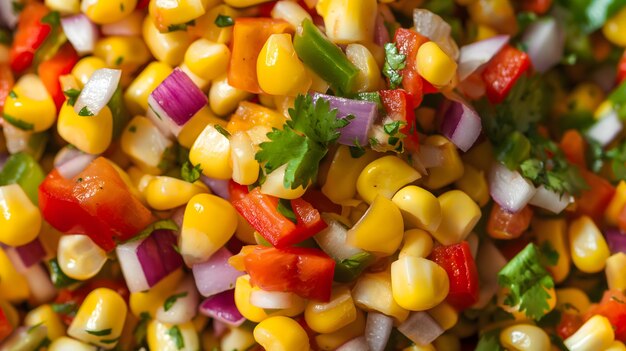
(499, 324, 550, 351)
(607, 341, 626, 351)
(316, 310, 366, 350)
(143, 16, 192, 66)
(227, 101, 286, 133)
(432, 190, 481, 245)
(357, 155, 421, 204)
(235, 214, 257, 244)
(130, 269, 184, 318)
(475, 24, 498, 41)
(149, 0, 205, 32)
(352, 270, 409, 322)
(254, 316, 310, 351)
(180, 193, 238, 265)
(82, 0, 136, 24)
(234, 275, 304, 322)
(429, 303, 458, 331)
(305, 286, 357, 334)
(392, 185, 442, 233)
(454, 163, 489, 207)
(555, 288, 590, 315)
(147, 320, 199, 351)
(399, 229, 434, 258)
(221, 326, 256, 351)
(94, 36, 151, 73)
(45, 0, 80, 14)
(230, 131, 260, 185)
(565, 83, 605, 113)
(257, 33, 311, 96)
(25, 304, 66, 340)
(321, 0, 377, 44)
(57, 102, 113, 155)
(271, 1, 312, 28)
(189, 124, 233, 179)
(422, 135, 464, 189)
(58, 235, 107, 280)
(467, 0, 518, 35)
(49, 337, 97, 351)
(533, 218, 570, 284)
(184, 39, 230, 82)
(178, 106, 227, 149)
(564, 315, 615, 351)
(189, 5, 240, 44)
(260, 164, 307, 199)
(416, 41, 458, 87)
(606, 181, 626, 226)
(569, 215, 610, 273)
(120, 116, 173, 174)
(144, 176, 208, 210)
(433, 334, 461, 351)
(72, 56, 107, 87)
(606, 253, 626, 292)
(347, 195, 404, 255)
(462, 140, 494, 172)
(322, 145, 378, 204)
(391, 256, 449, 311)
(345, 43, 381, 93)
(68, 288, 127, 349)
(124, 62, 173, 116)
(403, 344, 436, 351)
(0, 184, 41, 247)
(224, 0, 274, 7)
(0, 248, 29, 302)
(209, 73, 253, 116)
(603, 6, 626, 47)
(4, 74, 56, 132)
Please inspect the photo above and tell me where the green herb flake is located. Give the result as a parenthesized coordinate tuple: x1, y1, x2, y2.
(475, 330, 504, 351)
(48, 258, 79, 288)
(164, 292, 188, 312)
(3, 114, 34, 131)
(383, 121, 403, 135)
(114, 56, 124, 66)
(63, 88, 81, 107)
(86, 328, 112, 336)
(128, 125, 137, 133)
(215, 125, 231, 138)
(181, 161, 203, 183)
(167, 23, 189, 32)
(349, 139, 366, 158)
(382, 42, 406, 89)
(539, 241, 559, 266)
(100, 336, 121, 345)
(215, 14, 234, 27)
(167, 326, 185, 350)
(8, 90, 17, 99)
(133, 312, 151, 345)
(41, 11, 61, 27)
(277, 199, 297, 224)
(78, 106, 94, 116)
(51, 302, 77, 315)
(121, 219, 179, 244)
(11, 1, 24, 13)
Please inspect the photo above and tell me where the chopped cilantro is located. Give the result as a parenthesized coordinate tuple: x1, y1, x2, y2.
(86, 328, 112, 336)
(121, 219, 179, 244)
(120, 2, 125, 11)
(382, 42, 406, 89)
(612, 295, 625, 304)
(475, 330, 504, 351)
(215, 125, 231, 138)
(100, 336, 121, 344)
(277, 199, 297, 224)
(255, 94, 353, 189)
(181, 161, 203, 183)
(3, 114, 34, 131)
(215, 14, 234, 27)
(114, 56, 124, 66)
(8, 90, 17, 99)
(167, 20, 195, 32)
(63, 88, 81, 107)
(167, 326, 185, 350)
(383, 121, 403, 135)
(78, 106, 94, 116)
(133, 312, 151, 344)
(51, 302, 76, 315)
(606, 141, 626, 181)
(334, 251, 375, 282)
(539, 241, 559, 266)
(48, 258, 79, 288)
(164, 292, 188, 312)
(41, 11, 61, 27)
(349, 139, 366, 158)
(498, 243, 555, 320)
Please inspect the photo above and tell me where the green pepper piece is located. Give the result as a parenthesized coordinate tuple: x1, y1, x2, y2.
(293, 19, 359, 96)
(0, 152, 45, 205)
(496, 131, 531, 170)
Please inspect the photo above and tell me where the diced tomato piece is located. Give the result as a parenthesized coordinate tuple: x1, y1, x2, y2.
(244, 246, 335, 301)
(136, 0, 150, 9)
(577, 169, 615, 221)
(38, 157, 155, 251)
(522, 0, 553, 14)
(291, 197, 328, 239)
(559, 129, 587, 169)
(258, 1, 278, 17)
(0, 305, 12, 342)
(37, 43, 80, 110)
(0, 64, 14, 115)
(228, 180, 249, 202)
(557, 312, 583, 340)
(9, 3, 54, 73)
(618, 50, 626, 85)
(393, 28, 428, 105)
(481, 45, 531, 104)
(585, 290, 626, 341)
(380, 89, 419, 152)
(429, 241, 480, 311)
(487, 204, 533, 240)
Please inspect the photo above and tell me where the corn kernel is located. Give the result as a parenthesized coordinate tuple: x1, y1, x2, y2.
(555, 288, 590, 315)
(221, 326, 256, 351)
(569, 215, 610, 273)
(58, 234, 107, 280)
(147, 320, 199, 351)
(454, 163, 489, 207)
(121, 116, 173, 174)
(305, 286, 357, 334)
(564, 315, 615, 351)
(189, 124, 233, 180)
(57, 102, 113, 155)
(422, 135, 464, 189)
(391, 256, 449, 311)
(347, 195, 404, 255)
(71, 57, 107, 87)
(254, 316, 310, 351)
(68, 288, 127, 349)
(352, 270, 409, 322)
(432, 190, 481, 245)
(499, 324, 550, 351)
(124, 62, 173, 116)
(0, 184, 41, 247)
(149, 0, 205, 32)
(607, 341, 626, 351)
(533, 218, 570, 283)
(25, 304, 66, 340)
(416, 41, 457, 87)
(189, 5, 240, 44)
(94, 36, 151, 72)
(271, 1, 312, 28)
(224, 0, 275, 7)
(184, 39, 230, 82)
(399, 229, 434, 258)
(565, 83, 605, 113)
(4, 74, 56, 132)
(357, 155, 421, 204)
(392, 185, 442, 233)
(178, 106, 227, 149)
(143, 15, 192, 66)
(45, 0, 79, 14)
(260, 164, 308, 199)
(130, 269, 184, 318)
(433, 334, 461, 351)
(257, 33, 311, 96)
(321, 0, 377, 44)
(0, 248, 29, 302)
(209, 73, 253, 116)
(322, 145, 378, 204)
(82, 0, 136, 24)
(227, 101, 286, 133)
(345, 43, 381, 92)
(603, 6, 626, 47)
(467, 0, 518, 35)
(606, 181, 626, 226)
(230, 131, 260, 185)
(315, 310, 366, 350)
(428, 303, 458, 331)
(606, 253, 626, 292)
(144, 176, 208, 210)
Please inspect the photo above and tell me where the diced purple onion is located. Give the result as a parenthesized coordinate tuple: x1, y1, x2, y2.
(440, 100, 482, 152)
(337, 336, 369, 351)
(457, 35, 510, 81)
(156, 275, 199, 324)
(397, 312, 444, 346)
(521, 17, 564, 73)
(605, 228, 626, 254)
(171, 206, 185, 230)
(148, 68, 208, 136)
(474, 238, 507, 309)
(26, 263, 57, 303)
(212, 319, 229, 337)
(74, 68, 121, 117)
(199, 290, 245, 327)
(365, 312, 393, 351)
(200, 176, 231, 200)
(60, 14, 99, 55)
(374, 14, 389, 47)
(56, 153, 96, 179)
(116, 229, 183, 293)
(0, 0, 18, 29)
(13, 238, 46, 268)
(311, 93, 377, 146)
(192, 248, 243, 297)
(528, 185, 571, 214)
(489, 162, 537, 213)
(586, 110, 623, 147)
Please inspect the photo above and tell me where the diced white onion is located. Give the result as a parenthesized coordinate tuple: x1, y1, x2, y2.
(489, 162, 537, 213)
(586, 110, 622, 147)
(74, 68, 121, 117)
(249, 290, 297, 310)
(529, 185, 572, 214)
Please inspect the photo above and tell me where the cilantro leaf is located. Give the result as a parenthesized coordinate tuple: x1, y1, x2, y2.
(181, 161, 203, 183)
(41, 11, 61, 27)
(287, 95, 353, 145)
(86, 328, 112, 336)
(78, 106, 94, 116)
(63, 88, 81, 107)
(215, 14, 234, 27)
(607, 141, 626, 181)
(133, 312, 151, 345)
(540, 241, 560, 266)
(167, 326, 185, 350)
(382, 43, 406, 89)
(121, 219, 179, 244)
(277, 199, 297, 223)
(475, 330, 504, 351)
(163, 292, 188, 312)
(214, 125, 231, 138)
(3, 114, 34, 131)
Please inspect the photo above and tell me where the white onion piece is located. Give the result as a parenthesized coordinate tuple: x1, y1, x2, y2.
(54, 145, 88, 168)
(413, 9, 458, 60)
(74, 68, 121, 116)
(529, 185, 572, 214)
(489, 163, 537, 213)
(474, 238, 507, 309)
(56, 154, 96, 179)
(101, 11, 143, 36)
(2, 122, 31, 154)
(522, 17, 564, 73)
(115, 239, 150, 293)
(337, 336, 370, 351)
(314, 214, 363, 261)
(156, 276, 199, 324)
(146, 98, 178, 139)
(249, 290, 298, 310)
(365, 312, 393, 351)
(25, 263, 57, 303)
(0, 0, 18, 29)
(0, 326, 48, 351)
(60, 14, 99, 55)
(397, 312, 444, 346)
(458, 35, 510, 81)
(586, 110, 623, 147)
(416, 144, 444, 169)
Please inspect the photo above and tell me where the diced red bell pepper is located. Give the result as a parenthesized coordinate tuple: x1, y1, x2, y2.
(559, 129, 587, 169)
(243, 246, 335, 301)
(487, 204, 533, 240)
(380, 89, 419, 152)
(228, 180, 249, 202)
(232, 188, 327, 247)
(481, 45, 531, 104)
(618, 50, 626, 85)
(557, 312, 583, 340)
(38, 157, 155, 251)
(136, 0, 150, 10)
(0, 305, 12, 342)
(9, 3, 54, 73)
(585, 290, 626, 341)
(429, 241, 480, 311)
(301, 188, 342, 214)
(522, 0, 553, 14)
(0, 64, 14, 115)
(576, 169, 615, 221)
(258, 1, 278, 17)
(37, 43, 80, 110)
(393, 28, 428, 105)
(228, 18, 292, 94)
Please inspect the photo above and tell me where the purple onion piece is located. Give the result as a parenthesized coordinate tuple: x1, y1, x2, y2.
(521, 17, 564, 74)
(397, 312, 444, 346)
(311, 93, 377, 146)
(201, 176, 231, 200)
(192, 248, 243, 297)
(199, 290, 245, 327)
(153, 229, 184, 275)
(440, 100, 482, 152)
(149, 68, 208, 126)
(457, 35, 510, 81)
(605, 228, 626, 254)
(374, 14, 390, 46)
(15, 238, 47, 268)
(137, 233, 167, 287)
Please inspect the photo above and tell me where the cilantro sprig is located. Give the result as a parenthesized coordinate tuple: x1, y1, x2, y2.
(382, 43, 406, 89)
(255, 94, 353, 189)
